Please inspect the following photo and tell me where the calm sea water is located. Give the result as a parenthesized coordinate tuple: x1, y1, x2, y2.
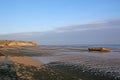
(35, 44, 120, 64)
(69, 44, 120, 48)
(40, 44, 120, 48)
(38, 44, 120, 52)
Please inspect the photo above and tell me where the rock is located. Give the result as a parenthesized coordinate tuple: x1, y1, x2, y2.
(88, 47, 110, 52)
(0, 57, 17, 80)
(0, 40, 37, 48)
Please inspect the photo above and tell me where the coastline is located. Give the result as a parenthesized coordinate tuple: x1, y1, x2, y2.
(0, 45, 120, 80)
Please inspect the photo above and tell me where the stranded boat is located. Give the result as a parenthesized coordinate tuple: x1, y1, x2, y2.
(88, 47, 110, 52)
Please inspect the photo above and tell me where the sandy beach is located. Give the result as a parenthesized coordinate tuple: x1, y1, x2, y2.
(8, 56, 43, 67)
(0, 45, 120, 80)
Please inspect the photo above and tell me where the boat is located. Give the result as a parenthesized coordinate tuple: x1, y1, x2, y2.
(88, 47, 110, 52)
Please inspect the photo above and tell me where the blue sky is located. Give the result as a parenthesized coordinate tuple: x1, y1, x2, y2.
(0, 0, 120, 34)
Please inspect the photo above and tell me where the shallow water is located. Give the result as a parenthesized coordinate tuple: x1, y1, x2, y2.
(55, 51, 120, 58)
(35, 51, 120, 64)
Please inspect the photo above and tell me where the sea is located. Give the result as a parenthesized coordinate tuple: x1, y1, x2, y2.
(38, 44, 120, 52)
(35, 44, 120, 63)
(68, 44, 120, 49)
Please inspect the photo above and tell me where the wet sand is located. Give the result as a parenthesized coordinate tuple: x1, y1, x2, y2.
(35, 52, 120, 79)
(8, 56, 43, 67)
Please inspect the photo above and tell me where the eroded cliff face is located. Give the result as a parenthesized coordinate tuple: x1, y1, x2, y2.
(0, 40, 37, 48)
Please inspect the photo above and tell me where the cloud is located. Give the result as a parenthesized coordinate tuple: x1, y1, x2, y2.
(0, 18, 120, 45)
(55, 18, 120, 32)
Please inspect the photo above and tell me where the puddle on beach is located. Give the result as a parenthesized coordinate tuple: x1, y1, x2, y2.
(34, 51, 120, 64)
(34, 52, 120, 64)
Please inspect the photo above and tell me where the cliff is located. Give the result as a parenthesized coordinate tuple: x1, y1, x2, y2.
(0, 40, 37, 48)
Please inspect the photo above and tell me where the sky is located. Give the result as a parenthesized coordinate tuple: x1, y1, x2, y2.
(0, 0, 120, 34)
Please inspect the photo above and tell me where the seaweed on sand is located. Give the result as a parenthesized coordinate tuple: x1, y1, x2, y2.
(15, 63, 63, 80)
(0, 59, 17, 80)
(46, 62, 119, 80)
(15, 62, 119, 80)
